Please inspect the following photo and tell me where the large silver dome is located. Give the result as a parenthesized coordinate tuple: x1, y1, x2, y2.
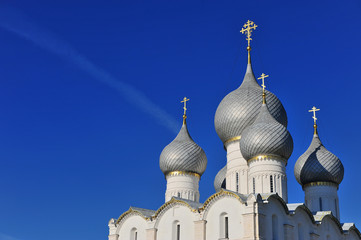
(159, 119, 207, 176)
(240, 102, 293, 161)
(214, 165, 227, 192)
(294, 131, 344, 186)
(214, 63, 288, 143)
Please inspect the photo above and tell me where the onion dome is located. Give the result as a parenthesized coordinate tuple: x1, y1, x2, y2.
(214, 59, 288, 144)
(240, 94, 293, 162)
(159, 115, 207, 176)
(294, 125, 344, 186)
(214, 165, 227, 192)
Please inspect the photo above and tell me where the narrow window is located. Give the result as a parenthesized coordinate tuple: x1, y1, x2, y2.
(253, 178, 256, 193)
(236, 173, 239, 192)
(177, 224, 180, 240)
(134, 232, 137, 240)
(298, 223, 303, 240)
(270, 175, 274, 193)
(272, 215, 278, 240)
(177, 192, 181, 198)
(319, 197, 323, 211)
(334, 199, 338, 219)
(225, 216, 229, 238)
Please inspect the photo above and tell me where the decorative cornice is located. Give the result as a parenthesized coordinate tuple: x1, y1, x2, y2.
(116, 208, 150, 225)
(153, 198, 198, 220)
(302, 181, 338, 190)
(166, 171, 200, 179)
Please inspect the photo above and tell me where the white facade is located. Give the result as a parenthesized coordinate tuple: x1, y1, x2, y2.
(109, 190, 361, 240)
(165, 172, 200, 202)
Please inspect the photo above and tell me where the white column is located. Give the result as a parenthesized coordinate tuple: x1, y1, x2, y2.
(304, 183, 340, 220)
(225, 140, 249, 194)
(248, 156, 288, 202)
(165, 172, 200, 202)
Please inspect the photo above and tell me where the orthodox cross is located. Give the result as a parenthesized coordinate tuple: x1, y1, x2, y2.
(308, 106, 320, 124)
(240, 20, 258, 47)
(257, 73, 269, 93)
(181, 97, 190, 117)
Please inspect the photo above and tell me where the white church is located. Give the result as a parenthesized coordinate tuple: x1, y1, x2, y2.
(107, 21, 361, 240)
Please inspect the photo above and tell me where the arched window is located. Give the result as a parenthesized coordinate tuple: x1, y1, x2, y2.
(172, 220, 180, 240)
(130, 227, 137, 240)
(177, 192, 181, 198)
(272, 215, 278, 240)
(298, 223, 303, 240)
(270, 175, 274, 193)
(219, 213, 229, 239)
(236, 172, 239, 192)
(319, 197, 323, 211)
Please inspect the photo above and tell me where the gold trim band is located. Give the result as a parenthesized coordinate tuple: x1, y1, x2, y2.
(166, 171, 200, 179)
(303, 181, 338, 189)
(248, 154, 286, 163)
(224, 136, 241, 145)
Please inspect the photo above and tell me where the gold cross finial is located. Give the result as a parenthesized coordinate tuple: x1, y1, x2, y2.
(181, 97, 190, 122)
(240, 20, 258, 49)
(257, 73, 269, 104)
(308, 106, 320, 135)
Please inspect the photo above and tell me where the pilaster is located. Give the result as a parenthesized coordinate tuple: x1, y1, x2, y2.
(194, 220, 207, 240)
(146, 228, 157, 240)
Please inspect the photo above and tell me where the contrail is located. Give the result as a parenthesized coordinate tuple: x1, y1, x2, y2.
(0, 6, 179, 133)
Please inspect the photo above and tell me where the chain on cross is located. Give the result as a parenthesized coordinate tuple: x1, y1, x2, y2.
(181, 97, 190, 118)
(240, 20, 258, 47)
(308, 106, 320, 125)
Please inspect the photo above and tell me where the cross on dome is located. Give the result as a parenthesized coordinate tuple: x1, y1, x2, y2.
(258, 73, 269, 104)
(240, 20, 258, 49)
(308, 106, 320, 135)
(181, 97, 190, 120)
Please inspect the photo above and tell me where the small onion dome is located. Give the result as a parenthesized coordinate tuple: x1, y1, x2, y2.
(159, 119, 207, 176)
(214, 165, 227, 192)
(294, 130, 344, 186)
(240, 101, 293, 162)
(214, 63, 288, 144)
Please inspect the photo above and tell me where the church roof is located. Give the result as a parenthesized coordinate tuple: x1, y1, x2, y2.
(240, 101, 293, 161)
(214, 61, 287, 144)
(294, 129, 344, 186)
(159, 118, 207, 176)
(214, 165, 226, 192)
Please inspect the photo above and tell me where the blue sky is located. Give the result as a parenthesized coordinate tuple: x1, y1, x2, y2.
(0, 1, 360, 240)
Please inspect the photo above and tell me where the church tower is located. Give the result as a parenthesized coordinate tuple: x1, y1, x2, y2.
(214, 20, 288, 195)
(294, 107, 344, 220)
(159, 97, 207, 202)
(240, 87, 293, 202)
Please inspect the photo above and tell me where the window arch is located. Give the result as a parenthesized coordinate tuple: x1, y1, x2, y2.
(319, 197, 323, 211)
(130, 227, 137, 240)
(219, 212, 229, 239)
(298, 223, 303, 240)
(270, 175, 274, 193)
(272, 215, 278, 240)
(172, 220, 180, 240)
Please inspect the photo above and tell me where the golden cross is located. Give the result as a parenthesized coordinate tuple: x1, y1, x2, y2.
(240, 20, 258, 47)
(308, 106, 320, 124)
(181, 97, 190, 117)
(257, 73, 269, 92)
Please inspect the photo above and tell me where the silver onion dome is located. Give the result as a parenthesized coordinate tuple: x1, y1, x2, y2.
(214, 165, 227, 192)
(240, 101, 293, 161)
(214, 62, 288, 143)
(159, 119, 207, 176)
(294, 129, 344, 186)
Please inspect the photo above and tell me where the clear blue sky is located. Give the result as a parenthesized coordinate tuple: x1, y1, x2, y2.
(0, 1, 360, 240)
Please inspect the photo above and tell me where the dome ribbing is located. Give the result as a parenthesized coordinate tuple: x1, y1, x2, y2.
(240, 101, 293, 161)
(159, 119, 207, 176)
(214, 62, 287, 144)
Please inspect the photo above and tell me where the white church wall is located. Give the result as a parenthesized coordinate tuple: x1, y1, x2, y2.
(225, 141, 248, 194)
(165, 174, 200, 202)
(155, 204, 198, 240)
(117, 215, 147, 240)
(203, 196, 244, 240)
